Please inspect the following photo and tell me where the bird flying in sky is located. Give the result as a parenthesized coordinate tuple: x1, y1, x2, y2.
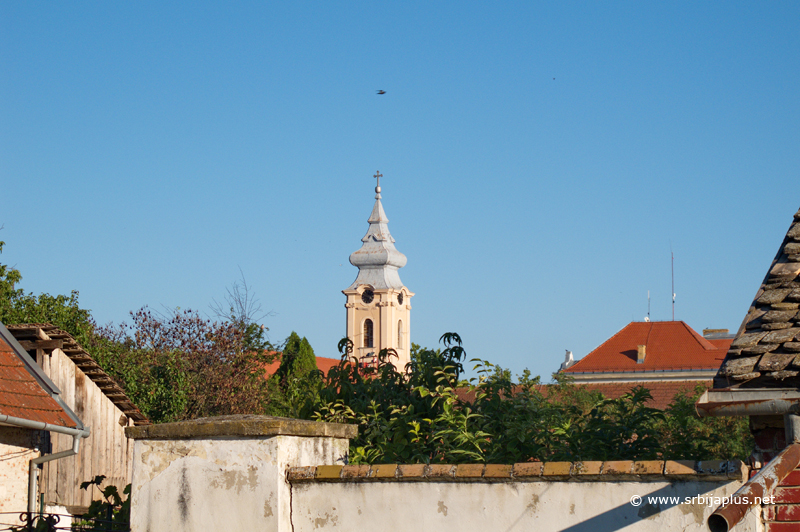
(376, 90, 386, 95)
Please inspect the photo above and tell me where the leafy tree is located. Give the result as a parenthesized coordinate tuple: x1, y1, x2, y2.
(265, 332, 322, 418)
(0, 245, 278, 423)
(312, 333, 487, 463)
(0, 240, 94, 345)
(0, 240, 22, 304)
(0, 239, 752, 459)
(658, 384, 753, 460)
(311, 333, 752, 464)
(276, 332, 317, 384)
(89, 307, 275, 423)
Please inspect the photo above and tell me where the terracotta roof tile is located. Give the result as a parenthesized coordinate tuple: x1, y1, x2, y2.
(263, 353, 344, 376)
(0, 334, 76, 428)
(7, 323, 149, 424)
(455, 381, 710, 410)
(574, 381, 711, 410)
(564, 321, 729, 373)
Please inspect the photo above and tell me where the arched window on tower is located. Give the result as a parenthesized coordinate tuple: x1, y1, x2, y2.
(398, 320, 403, 349)
(364, 319, 374, 348)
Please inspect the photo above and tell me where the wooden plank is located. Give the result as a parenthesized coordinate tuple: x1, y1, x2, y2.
(125, 417, 134, 483)
(42, 349, 57, 504)
(110, 398, 122, 488)
(74, 378, 86, 508)
(18, 339, 64, 351)
(111, 396, 121, 488)
(118, 408, 129, 487)
(57, 350, 76, 507)
(51, 349, 64, 504)
(72, 368, 87, 508)
(81, 378, 96, 508)
(104, 393, 114, 489)
(93, 391, 107, 495)
(42, 350, 53, 502)
(94, 380, 106, 504)
(7, 329, 40, 340)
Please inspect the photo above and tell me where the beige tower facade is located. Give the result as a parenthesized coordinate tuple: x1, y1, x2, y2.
(343, 173, 413, 369)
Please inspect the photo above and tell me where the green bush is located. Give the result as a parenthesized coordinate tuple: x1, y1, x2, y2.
(311, 333, 752, 464)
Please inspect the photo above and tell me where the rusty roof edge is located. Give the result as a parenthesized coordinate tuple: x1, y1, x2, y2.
(0, 321, 86, 431)
(708, 442, 800, 532)
(696, 388, 800, 417)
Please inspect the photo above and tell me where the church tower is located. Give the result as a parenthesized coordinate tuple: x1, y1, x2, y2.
(343, 172, 413, 370)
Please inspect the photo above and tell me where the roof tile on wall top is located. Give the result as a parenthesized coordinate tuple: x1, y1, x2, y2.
(716, 208, 800, 388)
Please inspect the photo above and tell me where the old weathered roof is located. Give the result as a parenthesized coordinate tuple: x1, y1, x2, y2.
(564, 321, 730, 373)
(7, 323, 149, 425)
(0, 323, 77, 427)
(715, 207, 800, 388)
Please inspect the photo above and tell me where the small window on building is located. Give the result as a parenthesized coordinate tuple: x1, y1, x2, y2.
(398, 320, 403, 349)
(364, 319, 374, 348)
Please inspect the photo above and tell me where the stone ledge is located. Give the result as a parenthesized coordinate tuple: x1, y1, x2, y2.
(287, 460, 747, 482)
(125, 414, 358, 440)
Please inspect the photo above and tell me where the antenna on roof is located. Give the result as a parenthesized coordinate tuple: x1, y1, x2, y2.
(646, 290, 650, 322)
(671, 242, 675, 321)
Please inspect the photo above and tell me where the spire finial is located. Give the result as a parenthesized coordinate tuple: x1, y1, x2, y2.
(374, 171, 382, 196)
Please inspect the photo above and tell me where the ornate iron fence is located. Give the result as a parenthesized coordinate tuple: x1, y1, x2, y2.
(0, 512, 129, 532)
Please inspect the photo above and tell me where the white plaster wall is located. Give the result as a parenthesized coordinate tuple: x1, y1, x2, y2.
(0, 427, 38, 527)
(43, 505, 73, 529)
(291, 479, 762, 532)
(130, 435, 348, 532)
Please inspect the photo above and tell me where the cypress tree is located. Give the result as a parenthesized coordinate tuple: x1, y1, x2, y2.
(277, 332, 317, 386)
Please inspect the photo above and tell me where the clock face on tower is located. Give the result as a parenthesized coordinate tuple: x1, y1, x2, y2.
(361, 289, 374, 304)
(397, 293, 404, 305)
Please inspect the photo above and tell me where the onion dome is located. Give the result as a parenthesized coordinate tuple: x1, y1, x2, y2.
(347, 174, 407, 290)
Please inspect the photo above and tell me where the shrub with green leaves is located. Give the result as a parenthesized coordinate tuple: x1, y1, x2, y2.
(311, 333, 752, 464)
(74, 476, 130, 531)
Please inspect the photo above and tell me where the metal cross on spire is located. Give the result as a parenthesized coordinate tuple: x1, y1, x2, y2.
(373, 170, 382, 190)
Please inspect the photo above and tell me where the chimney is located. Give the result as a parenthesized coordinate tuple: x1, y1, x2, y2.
(703, 328, 731, 339)
(637, 345, 646, 364)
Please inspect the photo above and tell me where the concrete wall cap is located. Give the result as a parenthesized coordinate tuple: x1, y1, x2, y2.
(124, 414, 358, 440)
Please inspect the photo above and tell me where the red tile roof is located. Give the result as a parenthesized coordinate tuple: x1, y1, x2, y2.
(7, 323, 149, 425)
(573, 380, 711, 410)
(0, 333, 76, 427)
(455, 380, 710, 410)
(564, 321, 731, 373)
(263, 353, 343, 376)
(315, 356, 343, 375)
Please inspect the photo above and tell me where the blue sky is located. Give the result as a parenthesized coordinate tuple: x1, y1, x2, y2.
(1, 2, 799, 380)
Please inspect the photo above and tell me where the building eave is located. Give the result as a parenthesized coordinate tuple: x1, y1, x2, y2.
(568, 368, 718, 383)
(697, 387, 800, 417)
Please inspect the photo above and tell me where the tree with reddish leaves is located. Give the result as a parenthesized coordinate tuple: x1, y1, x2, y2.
(89, 308, 277, 423)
